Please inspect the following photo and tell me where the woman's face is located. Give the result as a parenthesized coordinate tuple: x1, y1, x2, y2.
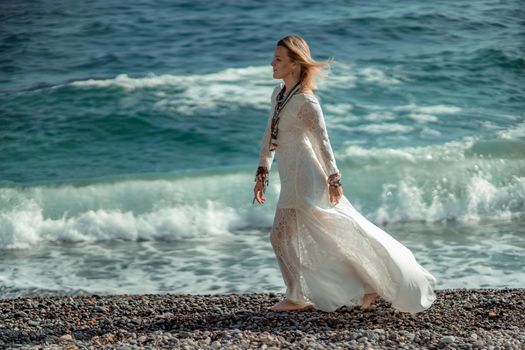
(271, 45, 298, 80)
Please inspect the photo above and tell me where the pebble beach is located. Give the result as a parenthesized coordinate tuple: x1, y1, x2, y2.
(1, 288, 524, 349)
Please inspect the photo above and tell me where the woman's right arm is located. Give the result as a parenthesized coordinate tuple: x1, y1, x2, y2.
(257, 110, 275, 173)
(253, 85, 280, 203)
(257, 85, 281, 172)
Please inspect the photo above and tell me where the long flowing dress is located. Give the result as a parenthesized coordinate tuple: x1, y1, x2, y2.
(257, 82, 437, 314)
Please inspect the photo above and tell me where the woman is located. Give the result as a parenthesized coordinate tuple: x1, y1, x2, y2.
(253, 35, 437, 313)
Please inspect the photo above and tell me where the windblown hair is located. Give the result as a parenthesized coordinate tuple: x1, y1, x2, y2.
(277, 34, 333, 91)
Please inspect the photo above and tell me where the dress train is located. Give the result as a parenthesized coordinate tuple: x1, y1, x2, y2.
(270, 198, 437, 314)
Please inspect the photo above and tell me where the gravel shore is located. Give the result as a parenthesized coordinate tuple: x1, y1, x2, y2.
(1, 288, 524, 349)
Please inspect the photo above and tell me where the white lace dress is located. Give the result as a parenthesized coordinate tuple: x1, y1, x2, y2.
(257, 83, 437, 314)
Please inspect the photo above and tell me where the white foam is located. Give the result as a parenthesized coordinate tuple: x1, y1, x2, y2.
(393, 103, 462, 114)
(67, 62, 359, 114)
(1, 133, 523, 251)
(409, 113, 438, 123)
(0, 227, 286, 298)
(339, 134, 525, 224)
(480, 121, 499, 129)
(341, 144, 417, 162)
(464, 175, 512, 222)
(370, 172, 523, 224)
(497, 121, 525, 139)
(363, 111, 397, 122)
(64, 64, 465, 125)
(70, 67, 274, 115)
(340, 136, 476, 162)
(324, 103, 354, 116)
(71, 73, 178, 90)
(419, 126, 442, 137)
(65, 62, 361, 116)
(0, 172, 281, 250)
(70, 66, 270, 90)
(358, 67, 402, 85)
(353, 123, 414, 134)
(0, 199, 243, 250)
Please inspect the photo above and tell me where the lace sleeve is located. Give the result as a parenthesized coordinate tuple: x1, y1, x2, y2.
(257, 85, 281, 171)
(297, 99, 341, 179)
(258, 109, 275, 171)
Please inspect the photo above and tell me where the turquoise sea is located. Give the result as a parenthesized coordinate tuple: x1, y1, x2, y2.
(1, 1, 524, 299)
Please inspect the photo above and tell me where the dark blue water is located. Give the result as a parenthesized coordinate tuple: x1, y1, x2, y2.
(0, 0, 524, 299)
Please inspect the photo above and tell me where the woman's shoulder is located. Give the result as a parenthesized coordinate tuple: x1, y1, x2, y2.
(298, 87, 314, 95)
(295, 89, 320, 106)
(293, 91, 322, 119)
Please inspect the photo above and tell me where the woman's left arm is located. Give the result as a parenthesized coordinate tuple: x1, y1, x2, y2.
(298, 99, 343, 205)
(297, 99, 341, 178)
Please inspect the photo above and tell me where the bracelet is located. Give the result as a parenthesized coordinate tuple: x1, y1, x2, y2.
(254, 166, 269, 188)
(253, 166, 269, 204)
(327, 173, 342, 188)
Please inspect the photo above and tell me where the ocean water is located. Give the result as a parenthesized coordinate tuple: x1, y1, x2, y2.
(0, 0, 524, 299)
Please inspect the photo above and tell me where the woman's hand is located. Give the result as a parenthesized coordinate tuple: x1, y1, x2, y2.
(253, 181, 266, 204)
(329, 185, 343, 206)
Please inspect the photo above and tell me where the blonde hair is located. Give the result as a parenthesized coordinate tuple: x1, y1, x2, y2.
(277, 34, 333, 91)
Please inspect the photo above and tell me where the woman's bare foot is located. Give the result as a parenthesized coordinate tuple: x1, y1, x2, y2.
(267, 299, 314, 312)
(362, 292, 379, 309)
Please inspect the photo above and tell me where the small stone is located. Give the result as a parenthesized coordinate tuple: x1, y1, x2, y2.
(60, 334, 73, 341)
(440, 335, 455, 344)
(211, 340, 221, 349)
(27, 320, 39, 327)
(262, 334, 274, 342)
(357, 336, 368, 343)
(138, 336, 147, 343)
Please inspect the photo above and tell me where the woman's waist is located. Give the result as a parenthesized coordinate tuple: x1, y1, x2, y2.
(275, 140, 311, 166)
(274, 134, 308, 148)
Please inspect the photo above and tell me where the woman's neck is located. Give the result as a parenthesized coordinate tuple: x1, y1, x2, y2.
(283, 76, 301, 96)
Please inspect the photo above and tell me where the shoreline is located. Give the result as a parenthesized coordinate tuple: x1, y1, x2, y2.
(1, 288, 523, 349)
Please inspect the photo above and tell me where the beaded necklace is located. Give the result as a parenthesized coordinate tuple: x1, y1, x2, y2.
(269, 81, 302, 151)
